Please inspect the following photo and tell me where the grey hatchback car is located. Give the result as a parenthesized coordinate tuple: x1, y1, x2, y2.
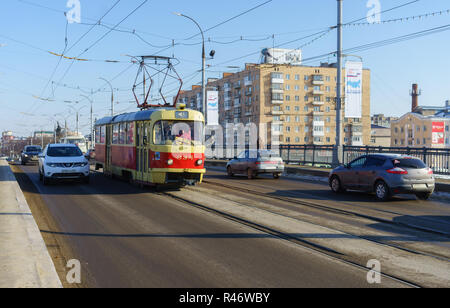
(329, 154, 435, 201)
(227, 150, 285, 179)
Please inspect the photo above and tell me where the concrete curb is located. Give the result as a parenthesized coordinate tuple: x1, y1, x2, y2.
(206, 160, 450, 193)
(0, 159, 62, 288)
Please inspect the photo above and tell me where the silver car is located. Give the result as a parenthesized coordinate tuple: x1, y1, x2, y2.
(227, 150, 285, 179)
(329, 154, 435, 201)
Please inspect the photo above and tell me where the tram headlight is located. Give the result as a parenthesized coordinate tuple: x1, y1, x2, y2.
(196, 159, 203, 166)
(167, 159, 174, 166)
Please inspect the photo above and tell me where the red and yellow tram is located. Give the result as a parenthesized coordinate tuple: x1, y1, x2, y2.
(94, 104, 205, 186)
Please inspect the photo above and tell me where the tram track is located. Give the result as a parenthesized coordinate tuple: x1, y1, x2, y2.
(200, 179, 450, 261)
(160, 189, 420, 288)
(203, 178, 450, 238)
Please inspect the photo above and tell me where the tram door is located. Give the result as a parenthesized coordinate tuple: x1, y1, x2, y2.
(136, 122, 149, 182)
(105, 125, 112, 174)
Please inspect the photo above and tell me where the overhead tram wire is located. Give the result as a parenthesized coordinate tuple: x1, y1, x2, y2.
(204, 0, 425, 71)
(30, 0, 123, 115)
(49, 0, 150, 105)
(152, 0, 274, 56)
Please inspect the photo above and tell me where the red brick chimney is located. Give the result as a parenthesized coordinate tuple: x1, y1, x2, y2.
(411, 83, 421, 112)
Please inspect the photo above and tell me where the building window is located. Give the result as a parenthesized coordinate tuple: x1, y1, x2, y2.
(286, 74, 290, 80)
(304, 106, 309, 112)
(304, 95, 309, 102)
(304, 75, 309, 81)
(295, 75, 300, 80)
(304, 85, 309, 91)
(286, 137, 291, 142)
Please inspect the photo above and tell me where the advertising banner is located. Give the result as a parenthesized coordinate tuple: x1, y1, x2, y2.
(345, 61, 363, 118)
(432, 122, 445, 145)
(207, 91, 219, 126)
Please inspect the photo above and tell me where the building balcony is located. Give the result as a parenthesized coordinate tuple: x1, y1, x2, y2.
(271, 78, 284, 84)
(245, 91, 252, 96)
(244, 79, 252, 87)
(312, 90, 324, 95)
(312, 80, 324, 86)
(313, 121, 325, 127)
(233, 82, 241, 89)
(313, 130, 325, 137)
(313, 111, 324, 116)
(271, 110, 284, 116)
(312, 101, 324, 105)
(272, 100, 284, 105)
(271, 88, 284, 94)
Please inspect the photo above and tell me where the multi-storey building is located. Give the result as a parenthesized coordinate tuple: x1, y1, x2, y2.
(391, 101, 450, 148)
(371, 114, 398, 128)
(177, 63, 371, 146)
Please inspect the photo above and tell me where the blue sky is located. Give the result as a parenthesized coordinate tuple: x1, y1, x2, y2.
(0, 0, 449, 136)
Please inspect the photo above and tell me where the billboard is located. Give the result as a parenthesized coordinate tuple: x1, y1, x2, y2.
(262, 48, 302, 65)
(345, 61, 363, 119)
(206, 91, 219, 126)
(432, 122, 445, 145)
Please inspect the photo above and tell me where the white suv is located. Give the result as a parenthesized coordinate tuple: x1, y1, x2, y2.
(38, 144, 90, 185)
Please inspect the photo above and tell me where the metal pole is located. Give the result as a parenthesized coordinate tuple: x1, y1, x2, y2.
(175, 13, 206, 122)
(99, 77, 114, 116)
(333, 0, 344, 166)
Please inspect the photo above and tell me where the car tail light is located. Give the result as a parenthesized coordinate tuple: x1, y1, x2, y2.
(428, 168, 433, 175)
(387, 167, 408, 175)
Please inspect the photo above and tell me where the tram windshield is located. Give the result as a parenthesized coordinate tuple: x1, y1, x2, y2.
(154, 121, 204, 146)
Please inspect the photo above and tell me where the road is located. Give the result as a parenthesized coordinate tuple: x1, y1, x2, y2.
(11, 164, 415, 288)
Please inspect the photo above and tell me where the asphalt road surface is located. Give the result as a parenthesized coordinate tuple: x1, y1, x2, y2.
(16, 164, 411, 288)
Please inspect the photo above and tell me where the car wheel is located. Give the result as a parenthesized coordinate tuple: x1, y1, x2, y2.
(227, 166, 234, 177)
(415, 192, 432, 200)
(247, 168, 254, 180)
(273, 173, 281, 179)
(330, 176, 344, 193)
(375, 181, 391, 201)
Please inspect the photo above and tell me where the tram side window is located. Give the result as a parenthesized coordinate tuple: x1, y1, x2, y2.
(113, 124, 119, 144)
(119, 123, 126, 145)
(154, 122, 163, 145)
(95, 127, 100, 144)
(127, 122, 134, 144)
(100, 126, 106, 144)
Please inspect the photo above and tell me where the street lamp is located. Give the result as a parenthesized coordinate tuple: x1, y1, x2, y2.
(99, 77, 114, 116)
(67, 105, 87, 135)
(174, 12, 206, 121)
(80, 94, 94, 147)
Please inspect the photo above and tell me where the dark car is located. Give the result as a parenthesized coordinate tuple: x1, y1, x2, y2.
(227, 150, 285, 179)
(329, 154, 435, 201)
(85, 149, 96, 160)
(21, 145, 42, 165)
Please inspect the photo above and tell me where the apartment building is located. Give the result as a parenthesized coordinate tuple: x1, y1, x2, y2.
(391, 101, 450, 148)
(177, 63, 371, 146)
(371, 114, 398, 128)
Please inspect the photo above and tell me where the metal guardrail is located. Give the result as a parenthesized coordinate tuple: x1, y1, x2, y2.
(206, 145, 450, 175)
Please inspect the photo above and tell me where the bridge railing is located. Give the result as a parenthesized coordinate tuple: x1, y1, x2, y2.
(205, 144, 450, 175)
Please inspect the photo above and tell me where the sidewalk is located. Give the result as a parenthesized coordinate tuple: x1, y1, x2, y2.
(206, 160, 450, 193)
(0, 159, 61, 288)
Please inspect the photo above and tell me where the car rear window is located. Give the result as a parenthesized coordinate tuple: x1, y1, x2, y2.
(393, 158, 427, 169)
(258, 150, 281, 159)
(25, 147, 41, 152)
(47, 147, 82, 157)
